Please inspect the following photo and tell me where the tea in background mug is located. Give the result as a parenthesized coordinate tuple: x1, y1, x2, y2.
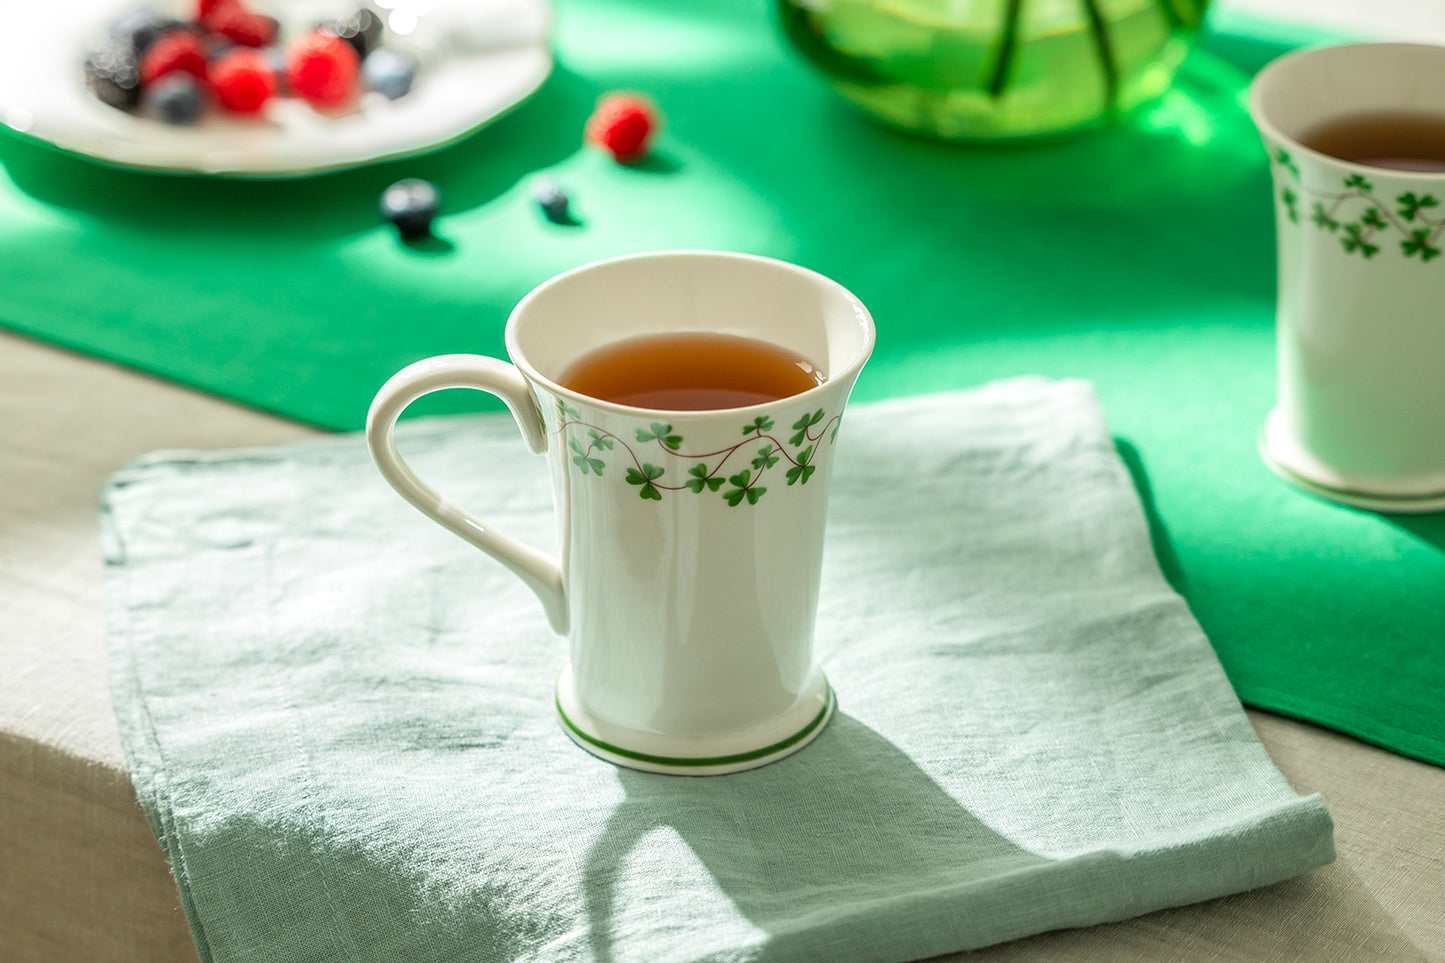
(366, 252, 875, 774)
(1251, 43, 1445, 512)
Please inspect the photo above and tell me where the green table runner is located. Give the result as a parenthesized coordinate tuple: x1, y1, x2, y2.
(3, 0, 1443, 766)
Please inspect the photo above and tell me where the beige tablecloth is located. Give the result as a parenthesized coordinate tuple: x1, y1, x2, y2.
(5, 5, 1445, 958)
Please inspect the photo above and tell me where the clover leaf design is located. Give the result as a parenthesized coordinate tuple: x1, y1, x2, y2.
(722, 469, 765, 507)
(742, 415, 774, 436)
(625, 463, 665, 500)
(1397, 192, 1440, 222)
(1402, 228, 1442, 262)
(684, 463, 724, 494)
(636, 422, 683, 450)
(789, 409, 826, 446)
(569, 438, 606, 476)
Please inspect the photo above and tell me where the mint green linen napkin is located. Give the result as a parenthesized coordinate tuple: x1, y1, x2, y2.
(105, 378, 1334, 963)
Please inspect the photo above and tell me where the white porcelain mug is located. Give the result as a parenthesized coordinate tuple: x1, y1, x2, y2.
(366, 252, 875, 774)
(1251, 43, 1445, 512)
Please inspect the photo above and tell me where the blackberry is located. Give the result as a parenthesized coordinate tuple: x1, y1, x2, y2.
(361, 47, 415, 100)
(108, 8, 188, 55)
(317, 8, 383, 59)
(146, 73, 204, 124)
(380, 178, 441, 240)
(84, 37, 141, 111)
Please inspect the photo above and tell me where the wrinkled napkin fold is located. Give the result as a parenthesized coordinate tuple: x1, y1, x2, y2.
(104, 377, 1334, 963)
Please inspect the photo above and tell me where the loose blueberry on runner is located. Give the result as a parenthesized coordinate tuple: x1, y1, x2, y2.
(531, 178, 573, 224)
(380, 178, 442, 241)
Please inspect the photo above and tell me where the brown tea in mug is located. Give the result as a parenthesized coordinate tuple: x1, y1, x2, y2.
(559, 332, 824, 410)
(1301, 111, 1445, 172)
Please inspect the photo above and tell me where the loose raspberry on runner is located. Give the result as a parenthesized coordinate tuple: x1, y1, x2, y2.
(585, 93, 661, 163)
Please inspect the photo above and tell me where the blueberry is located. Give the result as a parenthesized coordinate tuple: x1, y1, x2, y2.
(84, 37, 141, 111)
(531, 178, 572, 224)
(318, 8, 384, 59)
(380, 178, 441, 240)
(147, 74, 204, 125)
(362, 48, 416, 100)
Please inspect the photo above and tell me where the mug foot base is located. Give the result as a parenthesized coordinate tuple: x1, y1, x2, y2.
(554, 668, 835, 776)
(1259, 411, 1445, 514)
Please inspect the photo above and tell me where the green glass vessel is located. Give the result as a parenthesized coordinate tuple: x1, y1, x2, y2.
(778, 0, 1210, 140)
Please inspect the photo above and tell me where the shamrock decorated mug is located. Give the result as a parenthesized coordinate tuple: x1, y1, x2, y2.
(1251, 43, 1445, 512)
(366, 252, 875, 774)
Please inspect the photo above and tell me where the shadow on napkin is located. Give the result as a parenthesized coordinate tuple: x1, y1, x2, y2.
(584, 713, 1032, 963)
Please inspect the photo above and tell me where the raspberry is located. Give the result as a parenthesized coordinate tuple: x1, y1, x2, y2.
(286, 31, 359, 110)
(584, 93, 659, 163)
(195, 0, 235, 19)
(210, 48, 278, 113)
(139, 30, 208, 86)
(205, 4, 278, 48)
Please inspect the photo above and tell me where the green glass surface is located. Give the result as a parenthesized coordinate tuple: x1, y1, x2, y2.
(1, 0, 1441, 766)
(778, 0, 1209, 139)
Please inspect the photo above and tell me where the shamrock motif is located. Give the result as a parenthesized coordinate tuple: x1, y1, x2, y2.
(742, 415, 774, 436)
(786, 445, 817, 486)
(569, 438, 606, 475)
(1340, 223, 1379, 259)
(684, 463, 724, 494)
(636, 422, 683, 450)
(1397, 191, 1440, 222)
(625, 463, 665, 500)
(1402, 228, 1441, 262)
(1275, 148, 1300, 179)
(1280, 187, 1298, 224)
(722, 469, 765, 507)
(790, 409, 825, 446)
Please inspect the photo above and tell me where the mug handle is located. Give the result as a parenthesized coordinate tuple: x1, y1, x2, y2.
(365, 354, 569, 635)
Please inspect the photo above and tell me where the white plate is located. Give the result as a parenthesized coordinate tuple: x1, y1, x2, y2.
(0, 0, 552, 177)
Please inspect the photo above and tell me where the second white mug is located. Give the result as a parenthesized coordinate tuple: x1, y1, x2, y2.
(1251, 43, 1445, 512)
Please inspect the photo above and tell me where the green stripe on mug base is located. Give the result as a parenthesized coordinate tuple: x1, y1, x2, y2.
(556, 688, 835, 774)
